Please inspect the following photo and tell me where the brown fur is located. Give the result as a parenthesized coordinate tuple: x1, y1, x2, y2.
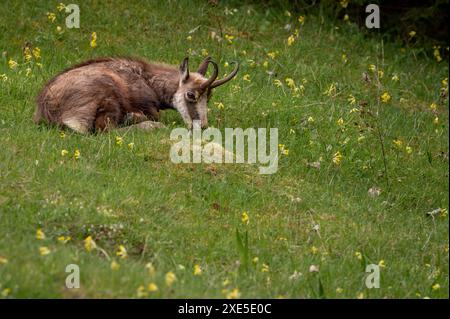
(35, 56, 238, 132)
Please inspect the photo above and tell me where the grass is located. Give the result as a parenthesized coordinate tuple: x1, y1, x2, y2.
(0, 0, 448, 298)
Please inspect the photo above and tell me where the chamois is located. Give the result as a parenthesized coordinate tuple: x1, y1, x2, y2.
(34, 57, 239, 133)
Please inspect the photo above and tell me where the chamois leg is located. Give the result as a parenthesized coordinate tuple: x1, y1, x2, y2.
(94, 99, 124, 132)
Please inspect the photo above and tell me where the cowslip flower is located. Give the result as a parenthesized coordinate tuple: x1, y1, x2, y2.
(214, 102, 224, 110)
(298, 15, 305, 25)
(273, 79, 282, 87)
(341, 53, 348, 63)
(186, 35, 192, 41)
(429, 102, 437, 110)
(127, 142, 135, 150)
(57, 235, 71, 244)
(355, 251, 363, 260)
(193, 264, 202, 275)
(1, 288, 11, 297)
(262, 60, 269, 68)
(378, 260, 386, 268)
(201, 49, 209, 57)
(74, 149, 81, 159)
(90, 32, 97, 48)
(343, 14, 349, 22)
(136, 285, 148, 298)
(405, 146, 412, 154)
(224, 34, 234, 44)
(261, 263, 269, 272)
(148, 283, 158, 292)
(368, 64, 376, 72)
(47, 12, 56, 23)
(287, 34, 296, 46)
(348, 94, 356, 105)
(115, 136, 123, 146)
(357, 292, 364, 299)
(111, 260, 120, 270)
(332, 151, 343, 165)
(323, 83, 336, 96)
(36, 228, 46, 240)
(285, 78, 295, 89)
(226, 288, 241, 299)
(336, 287, 343, 294)
(307, 116, 314, 123)
(61, 149, 69, 157)
(340, 0, 348, 8)
(116, 245, 127, 259)
(337, 118, 344, 126)
(380, 92, 391, 103)
(433, 116, 439, 124)
(310, 246, 319, 254)
(391, 74, 399, 82)
(84, 236, 96, 252)
(433, 46, 442, 62)
(39, 246, 51, 256)
(0, 74, 7, 81)
(267, 51, 277, 59)
(243, 74, 250, 82)
(432, 283, 441, 290)
(241, 211, 249, 224)
(8, 59, 18, 69)
(393, 139, 403, 148)
(57, 3, 66, 11)
(165, 271, 176, 286)
(408, 30, 416, 39)
(0, 257, 8, 265)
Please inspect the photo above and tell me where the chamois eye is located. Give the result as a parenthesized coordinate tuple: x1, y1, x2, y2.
(186, 91, 196, 101)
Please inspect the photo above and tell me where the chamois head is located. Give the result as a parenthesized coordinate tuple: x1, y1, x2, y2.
(173, 57, 239, 129)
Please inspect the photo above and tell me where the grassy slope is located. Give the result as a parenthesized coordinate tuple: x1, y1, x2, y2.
(0, 0, 448, 298)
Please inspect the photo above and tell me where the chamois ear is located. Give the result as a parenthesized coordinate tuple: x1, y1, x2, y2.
(179, 57, 190, 83)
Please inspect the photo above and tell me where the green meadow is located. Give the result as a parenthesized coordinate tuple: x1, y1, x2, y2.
(0, 1, 448, 298)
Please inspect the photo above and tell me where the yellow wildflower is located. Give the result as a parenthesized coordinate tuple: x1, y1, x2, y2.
(340, 0, 348, 8)
(224, 34, 234, 44)
(298, 15, 305, 25)
(273, 79, 282, 87)
(355, 251, 362, 260)
(201, 49, 209, 57)
(252, 257, 259, 264)
(287, 34, 296, 46)
(343, 14, 349, 22)
(240, 211, 250, 225)
(1, 288, 11, 297)
(391, 74, 399, 82)
(262, 60, 269, 68)
(165, 271, 176, 286)
(380, 92, 391, 103)
(336, 287, 343, 294)
(226, 288, 241, 299)
(57, 3, 66, 11)
(214, 102, 225, 110)
(36, 228, 46, 240)
(434, 116, 439, 124)
(115, 136, 123, 146)
(267, 51, 277, 59)
(148, 283, 158, 292)
(332, 151, 343, 165)
(223, 61, 229, 68)
(432, 283, 440, 290)
(310, 246, 319, 254)
(348, 94, 356, 105)
(378, 260, 386, 268)
(222, 278, 230, 286)
(433, 46, 442, 62)
(56, 26, 63, 33)
(111, 260, 120, 270)
(116, 245, 128, 259)
(127, 142, 135, 150)
(393, 139, 403, 148)
(378, 69, 384, 79)
(284, 10, 291, 17)
(61, 149, 69, 157)
(357, 292, 364, 299)
(0, 257, 8, 265)
(0, 74, 7, 81)
(47, 12, 56, 23)
(307, 116, 314, 123)
(285, 78, 295, 89)
(342, 53, 348, 63)
(136, 285, 148, 298)
(84, 236, 96, 252)
(337, 118, 344, 126)
(194, 264, 202, 275)
(409, 30, 416, 38)
(323, 83, 336, 96)
(74, 149, 80, 160)
(90, 32, 97, 48)
(405, 146, 412, 154)
(39, 246, 51, 256)
(57, 236, 71, 244)
(243, 74, 250, 82)
(430, 103, 437, 110)
(186, 35, 192, 41)
(368, 64, 376, 72)
(261, 263, 269, 272)
(8, 59, 18, 69)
